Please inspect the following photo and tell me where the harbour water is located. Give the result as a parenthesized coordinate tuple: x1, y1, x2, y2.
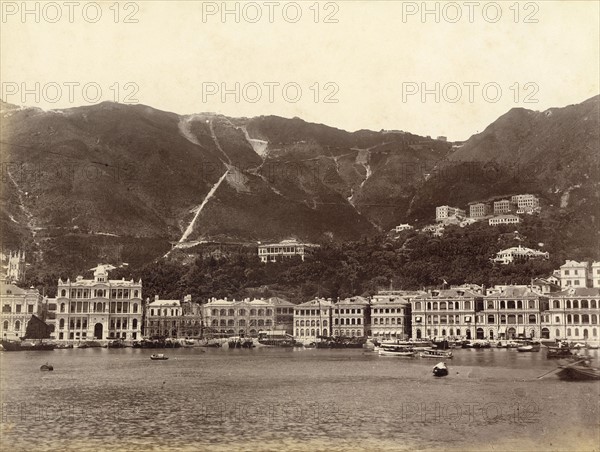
(1, 347, 599, 451)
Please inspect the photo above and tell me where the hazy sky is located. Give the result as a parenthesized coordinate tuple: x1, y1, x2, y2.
(1, 1, 598, 141)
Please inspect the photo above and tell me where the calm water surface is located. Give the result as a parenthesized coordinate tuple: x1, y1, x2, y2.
(1, 347, 599, 451)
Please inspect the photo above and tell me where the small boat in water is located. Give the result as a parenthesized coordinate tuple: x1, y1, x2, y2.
(150, 354, 168, 360)
(432, 362, 449, 377)
(40, 363, 54, 371)
(517, 341, 541, 352)
(556, 361, 600, 381)
(420, 348, 453, 359)
(378, 344, 416, 357)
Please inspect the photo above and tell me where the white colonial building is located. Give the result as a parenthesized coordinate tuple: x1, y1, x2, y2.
(1, 282, 44, 341)
(489, 215, 520, 226)
(492, 245, 549, 265)
(257, 239, 319, 263)
(560, 260, 589, 288)
(51, 264, 143, 342)
(435, 205, 466, 223)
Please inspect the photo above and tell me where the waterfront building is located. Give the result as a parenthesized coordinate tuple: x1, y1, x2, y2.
(370, 294, 411, 339)
(52, 264, 143, 342)
(332, 296, 370, 338)
(394, 224, 414, 233)
(410, 288, 481, 340)
(202, 297, 294, 337)
(560, 260, 589, 288)
(546, 288, 599, 341)
(479, 286, 545, 340)
(469, 202, 491, 218)
(488, 215, 520, 226)
(0, 282, 44, 341)
(258, 239, 319, 263)
(435, 206, 466, 223)
(591, 262, 600, 288)
(145, 297, 182, 338)
(492, 245, 549, 265)
(293, 298, 332, 342)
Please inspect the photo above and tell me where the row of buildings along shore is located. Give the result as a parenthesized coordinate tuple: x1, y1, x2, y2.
(2, 260, 600, 345)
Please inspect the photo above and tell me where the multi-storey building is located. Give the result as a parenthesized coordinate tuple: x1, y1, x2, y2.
(435, 206, 466, 222)
(546, 288, 599, 342)
(469, 202, 491, 218)
(293, 298, 332, 342)
(370, 294, 411, 339)
(492, 245, 549, 265)
(411, 288, 481, 340)
(52, 264, 143, 342)
(560, 260, 589, 288)
(479, 286, 545, 340)
(0, 282, 44, 341)
(332, 296, 370, 338)
(258, 239, 319, 263)
(203, 297, 294, 337)
(145, 297, 183, 339)
(591, 262, 600, 288)
(493, 199, 514, 215)
(511, 194, 540, 212)
(489, 215, 520, 226)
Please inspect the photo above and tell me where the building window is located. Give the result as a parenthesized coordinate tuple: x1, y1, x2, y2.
(2, 320, 8, 330)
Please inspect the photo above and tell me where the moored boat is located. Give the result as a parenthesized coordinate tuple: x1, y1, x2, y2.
(378, 344, 416, 357)
(40, 363, 54, 371)
(150, 353, 168, 360)
(517, 341, 541, 352)
(420, 348, 453, 359)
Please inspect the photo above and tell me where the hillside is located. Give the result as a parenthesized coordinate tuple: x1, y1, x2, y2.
(1, 96, 598, 278)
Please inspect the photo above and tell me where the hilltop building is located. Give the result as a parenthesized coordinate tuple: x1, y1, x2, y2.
(511, 194, 540, 213)
(560, 260, 589, 288)
(258, 239, 319, 263)
(489, 215, 520, 226)
(492, 245, 549, 265)
(435, 206, 466, 223)
(394, 224, 414, 233)
(493, 199, 515, 215)
(469, 202, 491, 218)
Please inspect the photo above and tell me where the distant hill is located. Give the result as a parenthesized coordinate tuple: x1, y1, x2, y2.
(1, 96, 598, 275)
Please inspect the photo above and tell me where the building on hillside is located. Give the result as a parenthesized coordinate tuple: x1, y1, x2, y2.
(489, 215, 520, 226)
(435, 206, 466, 223)
(422, 223, 445, 237)
(511, 194, 540, 212)
(469, 202, 491, 218)
(459, 218, 478, 228)
(293, 298, 332, 342)
(531, 278, 561, 294)
(394, 224, 414, 233)
(332, 296, 370, 338)
(560, 260, 589, 288)
(492, 245, 549, 265)
(591, 262, 600, 288)
(370, 294, 411, 339)
(51, 264, 143, 342)
(493, 199, 514, 215)
(258, 239, 319, 263)
(1, 251, 26, 284)
(0, 283, 44, 341)
(546, 288, 599, 342)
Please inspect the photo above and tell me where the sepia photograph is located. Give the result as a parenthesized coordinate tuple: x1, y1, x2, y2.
(1, 1, 599, 451)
